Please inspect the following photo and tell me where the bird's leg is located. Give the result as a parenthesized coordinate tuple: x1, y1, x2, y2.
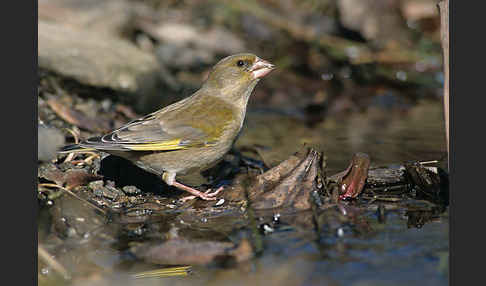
(162, 172, 222, 201)
(178, 186, 225, 202)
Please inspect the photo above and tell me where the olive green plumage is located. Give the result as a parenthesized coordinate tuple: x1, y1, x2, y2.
(60, 53, 275, 200)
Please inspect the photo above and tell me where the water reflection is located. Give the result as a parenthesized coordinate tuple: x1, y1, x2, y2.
(238, 99, 447, 173)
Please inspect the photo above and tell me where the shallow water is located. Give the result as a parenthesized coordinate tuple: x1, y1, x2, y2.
(39, 98, 448, 286)
(234, 99, 448, 285)
(239, 98, 447, 172)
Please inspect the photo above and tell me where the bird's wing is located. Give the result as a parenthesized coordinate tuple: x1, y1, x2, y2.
(81, 95, 235, 152)
(81, 110, 214, 151)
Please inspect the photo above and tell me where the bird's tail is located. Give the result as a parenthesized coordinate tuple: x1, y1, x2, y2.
(58, 144, 96, 154)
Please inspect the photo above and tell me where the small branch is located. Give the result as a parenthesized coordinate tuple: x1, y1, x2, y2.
(38, 183, 106, 214)
(62, 127, 80, 163)
(438, 0, 449, 166)
(38, 245, 71, 280)
(133, 266, 192, 279)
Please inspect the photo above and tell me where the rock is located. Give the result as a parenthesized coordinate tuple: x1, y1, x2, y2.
(156, 44, 215, 70)
(337, 0, 412, 48)
(401, 0, 439, 22)
(139, 22, 245, 69)
(133, 239, 236, 265)
(38, 0, 131, 36)
(38, 20, 161, 97)
(38, 125, 65, 161)
(49, 194, 107, 239)
(122, 185, 141, 195)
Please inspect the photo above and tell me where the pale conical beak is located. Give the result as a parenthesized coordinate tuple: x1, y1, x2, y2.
(250, 58, 275, 79)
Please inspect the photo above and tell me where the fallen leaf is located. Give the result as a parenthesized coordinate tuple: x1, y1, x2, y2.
(38, 163, 101, 189)
(225, 148, 324, 210)
(47, 97, 111, 133)
(330, 153, 371, 200)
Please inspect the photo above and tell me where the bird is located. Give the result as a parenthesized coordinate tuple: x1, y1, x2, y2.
(59, 53, 275, 200)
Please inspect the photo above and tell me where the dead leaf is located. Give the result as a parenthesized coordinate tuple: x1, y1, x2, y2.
(226, 148, 323, 210)
(330, 153, 370, 200)
(38, 163, 101, 189)
(46, 97, 111, 133)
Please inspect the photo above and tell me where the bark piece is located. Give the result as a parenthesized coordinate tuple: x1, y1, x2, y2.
(404, 162, 448, 205)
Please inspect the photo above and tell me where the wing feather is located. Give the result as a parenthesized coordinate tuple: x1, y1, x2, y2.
(79, 94, 234, 152)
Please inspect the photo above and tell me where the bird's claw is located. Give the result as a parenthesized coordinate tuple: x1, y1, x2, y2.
(179, 186, 224, 202)
(204, 186, 224, 197)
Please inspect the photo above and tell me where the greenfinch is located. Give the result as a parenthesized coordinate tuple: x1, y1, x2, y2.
(60, 53, 275, 200)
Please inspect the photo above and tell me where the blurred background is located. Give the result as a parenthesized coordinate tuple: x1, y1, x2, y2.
(38, 0, 446, 169)
(38, 1, 448, 285)
(38, 0, 446, 171)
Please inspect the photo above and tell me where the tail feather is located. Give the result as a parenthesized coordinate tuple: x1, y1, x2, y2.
(58, 144, 96, 153)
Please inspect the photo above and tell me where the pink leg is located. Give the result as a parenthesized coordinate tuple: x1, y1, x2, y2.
(172, 182, 224, 201)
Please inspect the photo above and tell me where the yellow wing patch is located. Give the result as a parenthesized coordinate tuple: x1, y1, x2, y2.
(124, 139, 187, 151)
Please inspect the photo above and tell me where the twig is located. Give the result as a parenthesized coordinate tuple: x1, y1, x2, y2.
(83, 153, 100, 164)
(361, 195, 403, 202)
(38, 245, 71, 280)
(62, 127, 80, 163)
(419, 160, 439, 165)
(438, 0, 449, 167)
(38, 183, 106, 214)
(133, 266, 192, 279)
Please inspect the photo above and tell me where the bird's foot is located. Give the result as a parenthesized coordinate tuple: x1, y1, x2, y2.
(178, 185, 224, 202)
(203, 185, 224, 198)
(172, 181, 224, 201)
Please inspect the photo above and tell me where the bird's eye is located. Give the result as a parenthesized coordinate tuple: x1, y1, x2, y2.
(236, 60, 245, 67)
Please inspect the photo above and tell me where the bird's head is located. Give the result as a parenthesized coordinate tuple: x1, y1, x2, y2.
(203, 53, 275, 101)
